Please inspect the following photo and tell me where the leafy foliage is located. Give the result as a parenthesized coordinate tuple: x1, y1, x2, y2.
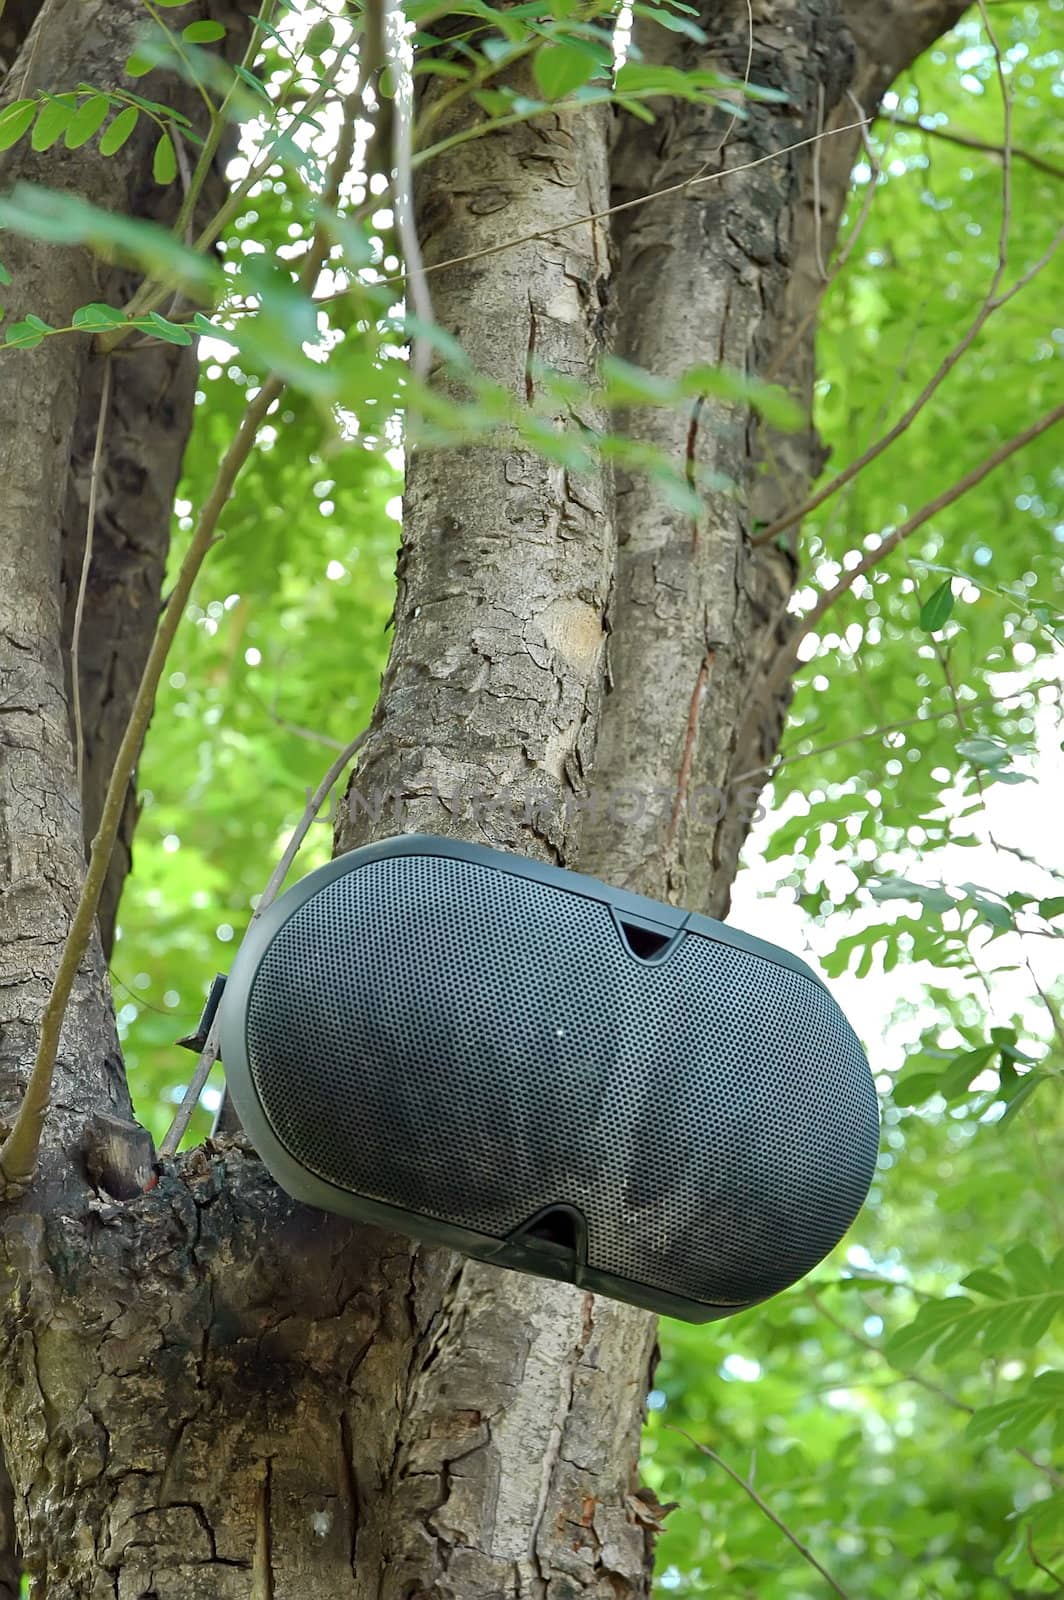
(641, 6, 1064, 1594)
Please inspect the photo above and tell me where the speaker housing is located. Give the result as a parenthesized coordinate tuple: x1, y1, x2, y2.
(218, 835, 878, 1322)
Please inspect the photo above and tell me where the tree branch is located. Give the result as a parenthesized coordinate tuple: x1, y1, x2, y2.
(884, 115, 1064, 181)
(729, 680, 1054, 786)
(155, 76, 368, 1161)
(387, 0, 432, 378)
(764, 91, 884, 384)
(158, 727, 368, 1160)
(0, 61, 370, 1196)
(667, 1426, 853, 1598)
(753, 14, 1032, 549)
(0, 374, 284, 1201)
(328, 118, 871, 298)
(757, 402, 1063, 707)
(809, 1292, 1064, 1489)
(70, 355, 112, 803)
(1026, 1526, 1064, 1589)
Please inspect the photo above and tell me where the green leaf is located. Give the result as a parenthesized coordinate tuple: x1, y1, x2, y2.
(0, 99, 37, 152)
(0, 183, 222, 293)
(677, 362, 804, 429)
(967, 1378, 1059, 1448)
(30, 95, 78, 152)
(234, 64, 273, 102)
(4, 314, 52, 348)
(304, 19, 335, 56)
(413, 59, 471, 80)
(983, 767, 1032, 786)
(153, 132, 178, 185)
(885, 1298, 965, 1367)
(63, 94, 111, 149)
(919, 578, 955, 632)
(939, 1042, 997, 1097)
(119, 93, 193, 126)
(870, 876, 955, 913)
(72, 302, 128, 332)
(182, 20, 226, 42)
(962, 888, 1013, 931)
(961, 1268, 1011, 1300)
(957, 736, 1010, 769)
(143, 310, 193, 345)
(891, 1071, 943, 1108)
(886, 1284, 1064, 1368)
(125, 53, 156, 79)
(533, 41, 598, 100)
(471, 88, 512, 116)
(600, 356, 676, 407)
(998, 1070, 1046, 1124)
(631, 2, 708, 42)
(99, 106, 140, 156)
(1005, 1243, 1055, 1295)
(315, 204, 374, 269)
(0, 262, 10, 286)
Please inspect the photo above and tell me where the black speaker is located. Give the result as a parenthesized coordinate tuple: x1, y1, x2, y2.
(218, 835, 878, 1322)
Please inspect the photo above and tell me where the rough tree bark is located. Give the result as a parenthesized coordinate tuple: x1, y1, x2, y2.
(0, 2, 967, 1595)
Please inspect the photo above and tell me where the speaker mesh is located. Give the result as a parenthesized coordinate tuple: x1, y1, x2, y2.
(245, 855, 878, 1308)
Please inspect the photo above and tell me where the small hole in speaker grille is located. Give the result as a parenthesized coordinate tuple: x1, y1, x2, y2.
(520, 1208, 581, 1253)
(245, 855, 879, 1309)
(618, 920, 673, 960)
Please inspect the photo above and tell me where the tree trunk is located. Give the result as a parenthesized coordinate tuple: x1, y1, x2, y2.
(0, 1, 967, 1595)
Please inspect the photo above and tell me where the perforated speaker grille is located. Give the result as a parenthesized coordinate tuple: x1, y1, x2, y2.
(244, 855, 878, 1309)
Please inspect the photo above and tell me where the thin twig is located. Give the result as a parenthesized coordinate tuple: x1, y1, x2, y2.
(300, 81, 366, 292)
(142, 0, 217, 124)
(251, 689, 347, 750)
(1026, 1525, 1064, 1589)
(0, 31, 370, 1194)
(666, 652, 712, 849)
(109, 967, 196, 1020)
(157, 729, 368, 1159)
(728, 680, 1054, 786)
(976, 0, 1013, 270)
(667, 1425, 853, 1598)
(809, 1292, 1064, 1489)
(325, 119, 870, 298)
(72, 358, 112, 805)
(754, 22, 1024, 549)
(1026, 960, 1064, 1054)
(928, 562, 1064, 1065)
(0, 377, 284, 1200)
(764, 91, 884, 384)
(812, 83, 827, 280)
(125, 6, 353, 325)
(756, 403, 1064, 708)
(885, 115, 1064, 182)
(388, 0, 432, 377)
(190, 39, 358, 264)
(688, 0, 754, 181)
(155, 87, 369, 1164)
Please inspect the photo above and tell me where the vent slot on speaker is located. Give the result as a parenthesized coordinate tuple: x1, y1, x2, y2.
(508, 1206, 588, 1277)
(524, 1207, 579, 1252)
(617, 919, 673, 960)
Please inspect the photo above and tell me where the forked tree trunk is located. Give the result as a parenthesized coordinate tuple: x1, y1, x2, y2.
(0, 2, 965, 1594)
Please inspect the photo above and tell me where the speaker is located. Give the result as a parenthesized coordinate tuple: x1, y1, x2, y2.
(218, 835, 878, 1322)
